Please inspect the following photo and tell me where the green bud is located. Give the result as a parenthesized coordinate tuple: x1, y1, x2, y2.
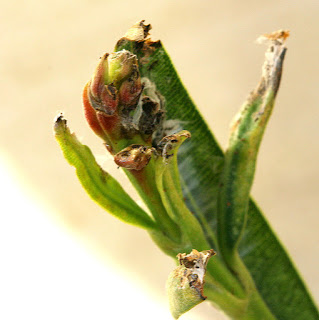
(107, 50, 138, 87)
(166, 249, 216, 319)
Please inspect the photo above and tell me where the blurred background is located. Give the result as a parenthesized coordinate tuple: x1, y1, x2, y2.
(1, 0, 318, 319)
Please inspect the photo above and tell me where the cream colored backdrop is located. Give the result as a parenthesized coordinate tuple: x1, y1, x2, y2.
(1, 0, 318, 319)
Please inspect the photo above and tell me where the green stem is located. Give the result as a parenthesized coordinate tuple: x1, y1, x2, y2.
(217, 251, 276, 319)
(238, 292, 275, 320)
(157, 156, 246, 299)
(204, 281, 246, 318)
(155, 159, 209, 250)
(205, 268, 276, 320)
(179, 174, 219, 249)
(124, 161, 182, 243)
(205, 283, 275, 320)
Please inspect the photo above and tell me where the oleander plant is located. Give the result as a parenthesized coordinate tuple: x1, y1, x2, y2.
(54, 21, 319, 319)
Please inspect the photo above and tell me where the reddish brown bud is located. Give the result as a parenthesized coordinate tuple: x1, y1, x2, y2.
(84, 48, 146, 148)
(118, 71, 142, 109)
(83, 82, 107, 140)
(83, 83, 120, 142)
(114, 145, 154, 170)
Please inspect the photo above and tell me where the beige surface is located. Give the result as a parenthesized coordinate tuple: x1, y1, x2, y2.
(1, 0, 318, 318)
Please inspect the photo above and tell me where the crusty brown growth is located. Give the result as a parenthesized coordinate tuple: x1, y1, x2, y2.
(139, 39, 162, 65)
(117, 20, 162, 65)
(124, 20, 151, 42)
(176, 249, 216, 298)
(138, 96, 165, 136)
(157, 131, 191, 160)
(114, 144, 154, 170)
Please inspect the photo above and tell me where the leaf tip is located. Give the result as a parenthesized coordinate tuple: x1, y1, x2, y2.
(255, 30, 289, 96)
(54, 112, 68, 135)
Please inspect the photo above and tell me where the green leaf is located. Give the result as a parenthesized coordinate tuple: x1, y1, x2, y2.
(218, 43, 286, 256)
(154, 130, 209, 250)
(54, 114, 157, 231)
(115, 26, 319, 319)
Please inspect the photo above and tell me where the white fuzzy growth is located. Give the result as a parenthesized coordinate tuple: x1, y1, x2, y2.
(141, 77, 162, 105)
(191, 251, 212, 283)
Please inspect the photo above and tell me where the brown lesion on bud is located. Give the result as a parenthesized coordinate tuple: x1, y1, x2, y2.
(157, 131, 191, 160)
(118, 66, 143, 112)
(138, 96, 165, 137)
(84, 47, 147, 147)
(87, 53, 119, 116)
(176, 249, 216, 299)
(88, 84, 119, 115)
(114, 144, 155, 171)
(87, 49, 143, 116)
(89, 53, 109, 99)
(84, 20, 191, 168)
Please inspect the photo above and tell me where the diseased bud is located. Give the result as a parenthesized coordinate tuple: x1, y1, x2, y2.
(166, 249, 216, 319)
(89, 53, 109, 100)
(87, 50, 142, 116)
(114, 144, 154, 170)
(88, 53, 118, 115)
(107, 50, 138, 87)
(83, 49, 144, 150)
(83, 81, 120, 144)
(118, 69, 142, 111)
(157, 130, 191, 161)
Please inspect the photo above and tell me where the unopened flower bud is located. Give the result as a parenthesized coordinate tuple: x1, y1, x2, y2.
(166, 249, 216, 319)
(87, 53, 118, 116)
(118, 69, 142, 110)
(114, 145, 154, 170)
(107, 50, 138, 87)
(88, 50, 141, 114)
(157, 130, 191, 161)
(84, 49, 143, 148)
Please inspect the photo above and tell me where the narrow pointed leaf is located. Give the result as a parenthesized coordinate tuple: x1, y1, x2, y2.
(54, 114, 157, 231)
(218, 38, 286, 255)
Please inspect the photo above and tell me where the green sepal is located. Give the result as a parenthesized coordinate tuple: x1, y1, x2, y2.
(166, 249, 216, 319)
(154, 130, 209, 250)
(167, 265, 205, 319)
(54, 114, 157, 231)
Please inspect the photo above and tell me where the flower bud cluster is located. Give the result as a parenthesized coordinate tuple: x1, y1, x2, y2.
(83, 49, 165, 159)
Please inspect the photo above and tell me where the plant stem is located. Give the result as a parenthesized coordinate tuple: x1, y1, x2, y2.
(124, 161, 182, 243)
(158, 155, 246, 299)
(205, 270, 276, 320)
